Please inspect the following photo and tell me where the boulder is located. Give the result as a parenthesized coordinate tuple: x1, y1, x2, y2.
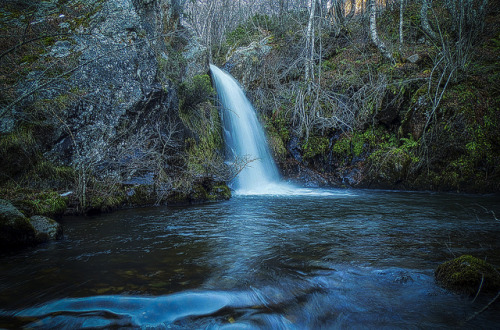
(30, 215, 63, 243)
(0, 199, 35, 249)
(0, 199, 63, 250)
(224, 36, 272, 88)
(435, 255, 500, 296)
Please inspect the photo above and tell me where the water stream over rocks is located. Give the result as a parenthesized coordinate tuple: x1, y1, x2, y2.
(210, 64, 294, 195)
(1, 190, 499, 328)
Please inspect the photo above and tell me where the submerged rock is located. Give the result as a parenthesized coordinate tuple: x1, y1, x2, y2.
(435, 255, 500, 296)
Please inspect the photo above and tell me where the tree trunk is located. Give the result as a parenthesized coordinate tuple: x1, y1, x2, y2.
(369, 0, 395, 63)
(420, 0, 437, 40)
(305, 0, 317, 84)
(399, 0, 404, 51)
(329, 0, 344, 35)
(346, 0, 355, 19)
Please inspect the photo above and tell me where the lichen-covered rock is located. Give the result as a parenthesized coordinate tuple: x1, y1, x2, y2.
(224, 36, 272, 88)
(2, 0, 185, 174)
(0, 199, 35, 249)
(30, 215, 63, 242)
(183, 29, 208, 77)
(42, 0, 183, 167)
(435, 255, 500, 296)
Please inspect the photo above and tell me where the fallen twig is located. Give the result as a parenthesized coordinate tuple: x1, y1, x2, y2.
(466, 290, 500, 322)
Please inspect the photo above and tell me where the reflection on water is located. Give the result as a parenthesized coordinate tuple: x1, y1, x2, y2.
(0, 189, 499, 328)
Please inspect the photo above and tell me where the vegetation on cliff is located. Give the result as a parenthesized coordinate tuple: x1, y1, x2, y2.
(193, 0, 499, 192)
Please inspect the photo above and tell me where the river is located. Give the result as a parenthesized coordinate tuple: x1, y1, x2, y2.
(1, 189, 499, 328)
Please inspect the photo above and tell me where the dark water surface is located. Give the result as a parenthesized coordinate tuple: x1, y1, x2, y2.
(1, 189, 499, 328)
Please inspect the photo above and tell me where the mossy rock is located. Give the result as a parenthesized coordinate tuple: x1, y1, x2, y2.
(210, 183, 231, 200)
(302, 136, 330, 160)
(29, 215, 63, 243)
(201, 181, 231, 201)
(166, 191, 191, 205)
(87, 193, 126, 214)
(126, 185, 155, 206)
(191, 183, 209, 201)
(166, 181, 231, 205)
(0, 199, 36, 249)
(435, 255, 500, 296)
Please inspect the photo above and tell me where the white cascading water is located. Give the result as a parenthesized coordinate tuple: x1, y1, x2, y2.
(210, 64, 289, 195)
(210, 64, 344, 197)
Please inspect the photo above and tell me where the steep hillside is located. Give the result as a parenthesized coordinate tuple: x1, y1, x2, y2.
(219, 1, 499, 193)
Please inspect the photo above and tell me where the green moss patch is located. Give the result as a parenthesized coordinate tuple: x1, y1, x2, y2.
(17, 191, 68, 217)
(211, 183, 231, 200)
(303, 136, 330, 160)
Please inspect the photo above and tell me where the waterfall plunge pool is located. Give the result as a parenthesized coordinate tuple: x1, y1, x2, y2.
(1, 189, 499, 328)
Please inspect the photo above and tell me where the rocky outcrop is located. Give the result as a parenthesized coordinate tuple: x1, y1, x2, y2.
(224, 37, 272, 88)
(183, 28, 209, 77)
(0, 0, 184, 171)
(0, 199, 63, 250)
(40, 0, 184, 169)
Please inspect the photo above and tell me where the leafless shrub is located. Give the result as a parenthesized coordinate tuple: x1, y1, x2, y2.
(416, 0, 488, 166)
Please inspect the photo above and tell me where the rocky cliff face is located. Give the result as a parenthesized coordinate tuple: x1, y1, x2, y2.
(41, 0, 183, 168)
(2, 0, 184, 181)
(1, 0, 228, 213)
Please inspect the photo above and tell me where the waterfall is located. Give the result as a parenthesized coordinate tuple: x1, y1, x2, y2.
(210, 64, 287, 195)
